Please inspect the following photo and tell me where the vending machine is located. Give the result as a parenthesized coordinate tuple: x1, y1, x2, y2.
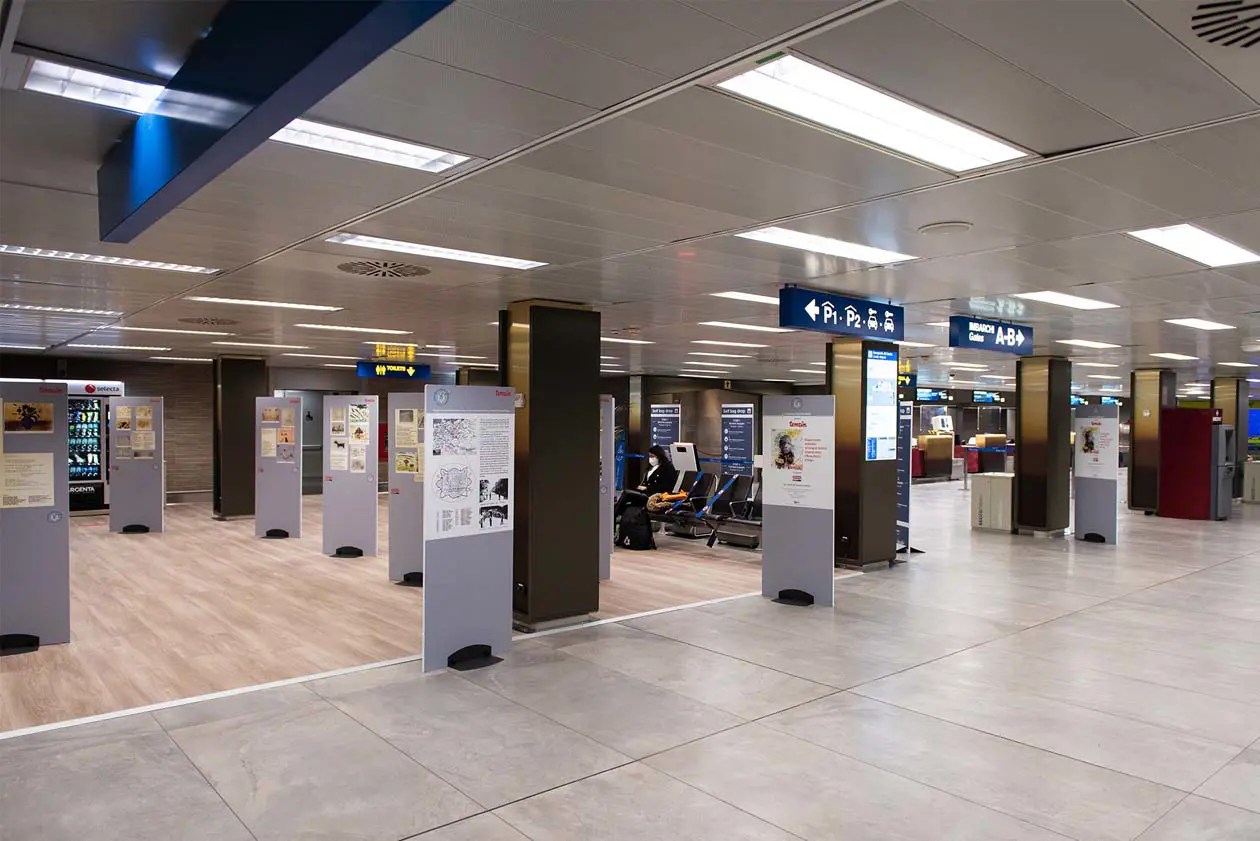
(65, 380, 124, 513)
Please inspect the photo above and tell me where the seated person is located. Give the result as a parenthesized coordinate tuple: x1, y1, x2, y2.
(615, 445, 678, 517)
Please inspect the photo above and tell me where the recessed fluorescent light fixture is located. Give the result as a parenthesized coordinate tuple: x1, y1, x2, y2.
(1219, 362, 1258, 368)
(0, 344, 48, 350)
(0, 302, 122, 316)
(185, 296, 342, 312)
(1249, 379, 1260, 384)
(0, 244, 217, 274)
(734, 227, 914, 265)
(1127, 224, 1260, 267)
(294, 323, 411, 335)
(426, 344, 454, 349)
(1150, 352, 1199, 361)
(1088, 374, 1122, 380)
(700, 320, 793, 333)
(1014, 290, 1117, 310)
(271, 119, 471, 173)
(151, 356, 212, 362)
(1073, 362, 1119, 368)
(213, 341, 309, 350)
(458, 362, 498, 369)
(710, 291, 780, 305)
(323, 363, 359, 369)
(1165, 318, 1234, 331)
(689, 352, 753, 359)
(602, 337, 654, 345)
(68, 344, 171, 351)
(764, 378, 797, 383)
(716, 54, 1027, 172)
(23, 59, 163, 114)
(680, 372, 721, 379)
(981, 375, 1016, 380)
(948, 363, 989, 370)
(326, 233, 546, 270)
(926, 321, 951, 327)
(683, 361, 739, 368)
(895, 340, 935, 348)
(1057, 339, 1122, 350)
(105, 325, 233, 336)
(281, 353, 359, 360)
(789, 369, 826, 375)
(692, 339, 768, 349)
(600, 356, 619, 360)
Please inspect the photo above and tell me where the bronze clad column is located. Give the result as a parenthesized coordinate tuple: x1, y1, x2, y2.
(212, 356, 268, 519)
(827, 338, 898, 569)
(1014, 356, 1071, 534)
(1212, 377, 1248, 498)
(1129, 369, 1176, 512)
(504, 300, 601, 629)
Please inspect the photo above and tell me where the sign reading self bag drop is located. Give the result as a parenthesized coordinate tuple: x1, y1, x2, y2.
(721, 404, 754, 476)
(649, 404, 681, 449)
(948, 315, 1033, 356)
(779, 287, 904, 341)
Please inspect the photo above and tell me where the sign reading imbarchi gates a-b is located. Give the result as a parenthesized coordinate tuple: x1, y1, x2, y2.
(949, 315, 1033, 356)
(779, 287, 904, 342)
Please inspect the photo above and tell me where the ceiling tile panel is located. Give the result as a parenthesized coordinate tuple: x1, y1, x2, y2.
(797, 3, 1132, 155)
(1010, 234, 1202, 283)
(394, 2, 668, 108)
(1158, 117, 1260, 202)
(911, 0, 1257, 133)
(682, 1, 859, 37)
(981, 165, 1178, 231)
(0, 90, 132, 195)
(308, 50, 596, 160)
(1132, 1, 1260, 102)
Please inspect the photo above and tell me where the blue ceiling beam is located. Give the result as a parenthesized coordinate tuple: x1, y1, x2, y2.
(97, 0, 453, 243)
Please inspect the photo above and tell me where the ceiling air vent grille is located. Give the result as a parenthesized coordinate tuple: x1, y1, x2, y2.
(178, 316, 238, 326)
(337, 260, 430, 278)
(1192, 1, 1260, 47)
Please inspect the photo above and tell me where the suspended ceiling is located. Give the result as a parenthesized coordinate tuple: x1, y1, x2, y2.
(1, 0, 1259, 397)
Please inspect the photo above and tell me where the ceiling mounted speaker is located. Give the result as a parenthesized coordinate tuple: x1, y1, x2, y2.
(917, 221, 973, 236)
(1192, 1, 1260, 47)
(337, 260, 430, 278)
(179, 316, 238, 326)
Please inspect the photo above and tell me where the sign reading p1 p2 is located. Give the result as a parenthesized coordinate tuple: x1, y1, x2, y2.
(780, 287, 904, 341)
(948, 315, 1032, 356)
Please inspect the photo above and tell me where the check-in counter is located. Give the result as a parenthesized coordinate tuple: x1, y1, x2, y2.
(976, 434, 1009, 473)
(917, 434, 953, 478)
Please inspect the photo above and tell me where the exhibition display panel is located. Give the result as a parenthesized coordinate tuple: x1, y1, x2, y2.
(0, 381, 71, 650)
(388, 392, 424, 583)
(108, 396, 165, 534)
(322, 395, 379, 557)
(255, 396, 303, 539)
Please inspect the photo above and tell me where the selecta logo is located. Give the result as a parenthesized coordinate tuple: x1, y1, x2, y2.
(84, 384, 96, 393)
(38, 385, 64, 394)
(789, 420, 808, 428)
(495, 389, 512, 397)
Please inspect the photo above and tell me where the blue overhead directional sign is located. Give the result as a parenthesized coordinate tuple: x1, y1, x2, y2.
(949, 315, 1033, 355)
(356, 361, 431, 380)
(780, 287, 904, 341)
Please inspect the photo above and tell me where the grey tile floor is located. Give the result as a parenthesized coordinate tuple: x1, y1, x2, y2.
(4, 482, 1260, 840)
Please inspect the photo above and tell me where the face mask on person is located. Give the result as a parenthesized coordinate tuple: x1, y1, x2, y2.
(649, 456, 659, 468)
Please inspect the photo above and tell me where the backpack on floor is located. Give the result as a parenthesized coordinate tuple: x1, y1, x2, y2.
(617, 505, 656, 551)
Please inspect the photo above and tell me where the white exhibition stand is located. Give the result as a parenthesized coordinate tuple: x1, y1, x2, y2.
(108, 396, 165, 533)
(761, 394, 836, 607)
(388, 391, 424, 584)
(422, 385, 515, 672)
(1073, 403, 1119, 543)
(322, 394, 379, 558)
(255, 396, 303, 539)
(0, 381, 70, 649)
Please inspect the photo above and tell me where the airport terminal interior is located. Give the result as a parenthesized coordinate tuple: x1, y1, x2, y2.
(2, 1, 1260, 839)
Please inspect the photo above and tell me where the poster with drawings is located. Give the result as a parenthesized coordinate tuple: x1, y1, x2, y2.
(426, 410, 513, 540)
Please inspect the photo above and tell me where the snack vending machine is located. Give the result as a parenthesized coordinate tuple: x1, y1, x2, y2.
(66, 380, 124, 513)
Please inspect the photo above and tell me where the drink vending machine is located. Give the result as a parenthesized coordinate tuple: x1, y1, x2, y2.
(66, 380, 125, 513)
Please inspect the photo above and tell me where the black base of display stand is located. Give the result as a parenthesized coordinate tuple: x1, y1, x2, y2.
(1082, 532, 1107, 543)
(396, 571, 424, 587)
(0, 633, 40, 657)
(333, 546, 364, 559)
(263, 528, 290, 539)
(773, 589, 815, 607)
(897, 546, 926, 554)
(446, 644, 501, 671)
(121, 524, 151, 534)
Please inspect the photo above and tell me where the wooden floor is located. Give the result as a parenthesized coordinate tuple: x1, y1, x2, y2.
(0, 498, 765, 732)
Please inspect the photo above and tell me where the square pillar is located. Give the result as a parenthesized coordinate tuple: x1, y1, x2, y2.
(505, 300, 601, 627)
(213, 356, 268, 518)
(1014, 356, 1071, 533)
(1129, 369, 1176, 511)
(827, 338, 898, 569)
(1212, 377, 1248, 498)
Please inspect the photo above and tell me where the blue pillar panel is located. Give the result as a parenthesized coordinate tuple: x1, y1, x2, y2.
(97, 0, 454, 242)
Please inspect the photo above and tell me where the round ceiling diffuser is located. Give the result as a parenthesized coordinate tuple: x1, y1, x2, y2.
(917, 221, 974, 236)
(178, 316, 238, 326)
(337, 260, 430, 278)
(1192, 2, 1260, 47)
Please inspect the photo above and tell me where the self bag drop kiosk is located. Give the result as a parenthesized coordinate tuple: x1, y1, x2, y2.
(1158, 408, 1235, 521)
